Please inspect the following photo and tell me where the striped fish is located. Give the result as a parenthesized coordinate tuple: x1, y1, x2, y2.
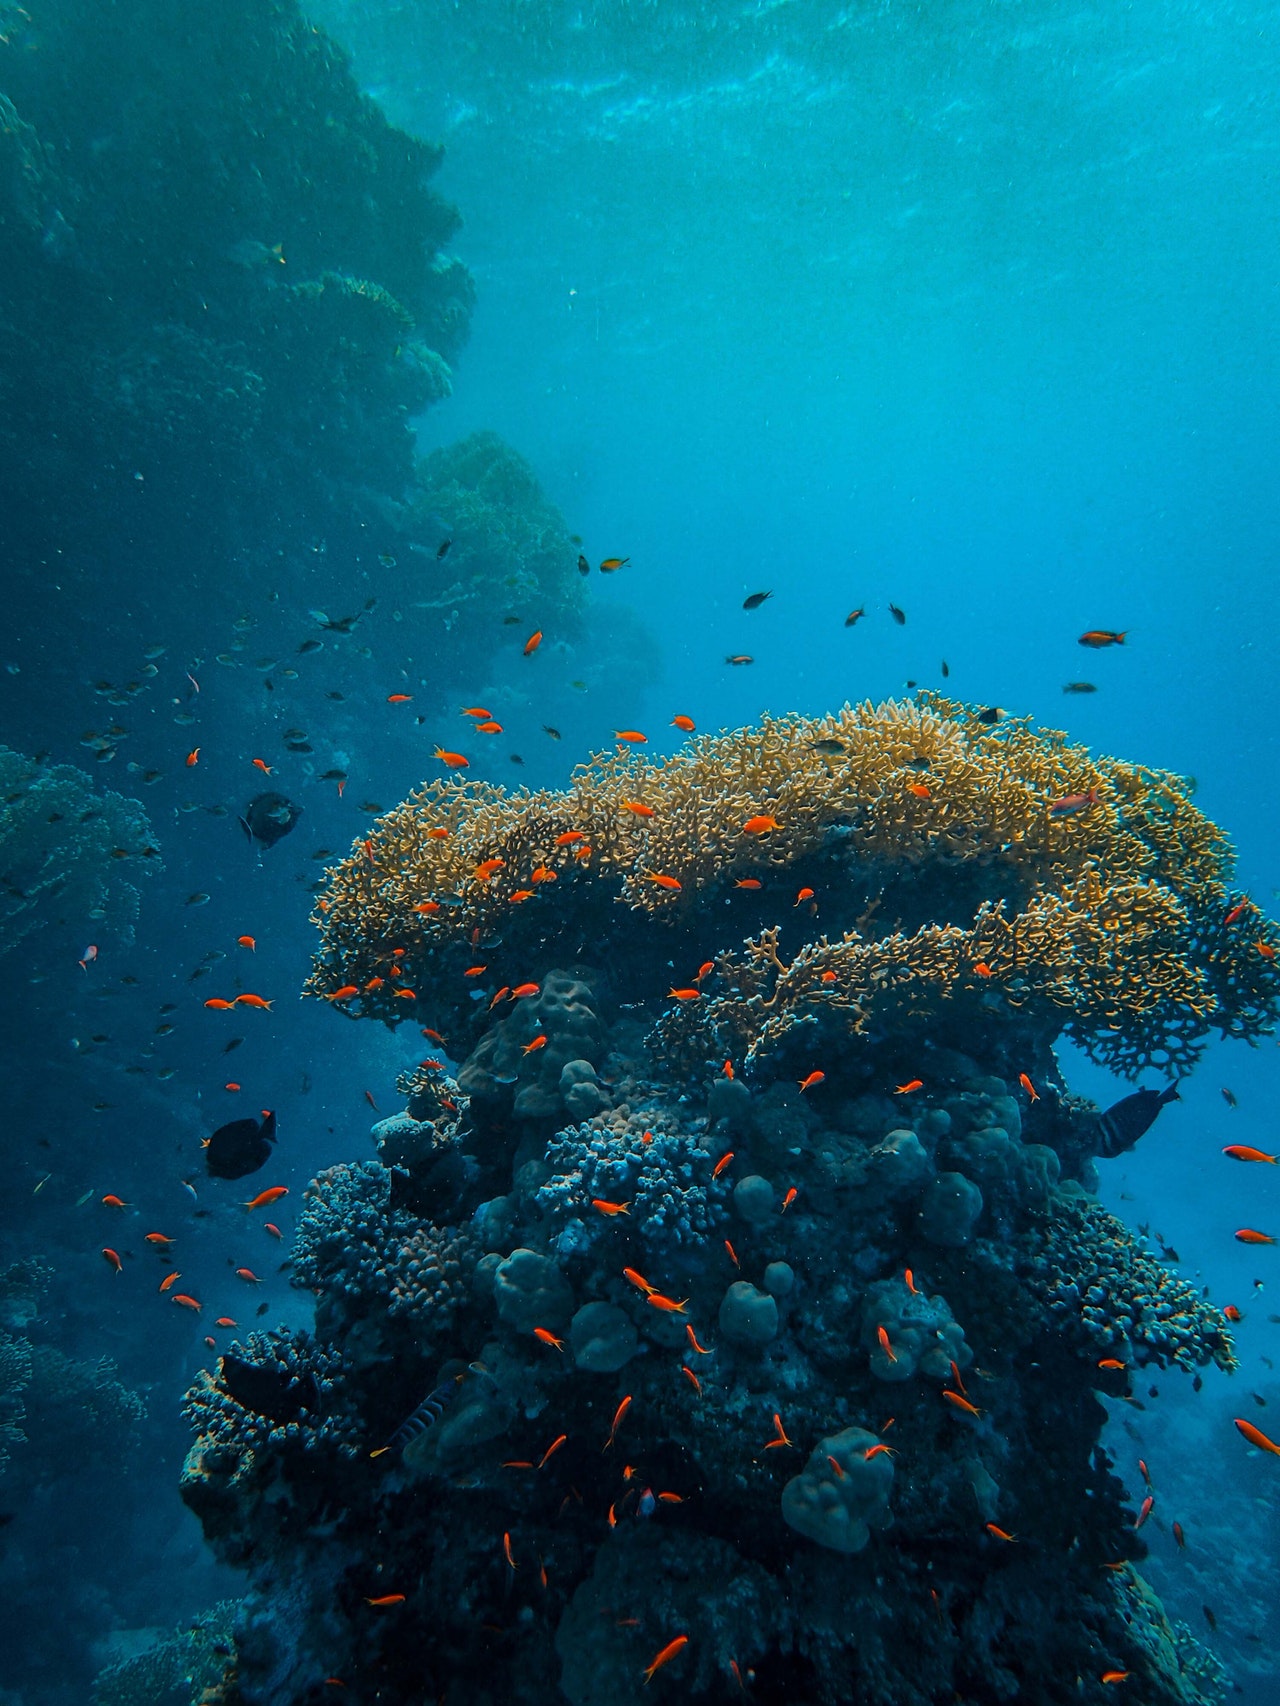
(1094, 1083, 1180, 1159)
(375, 1362, 489, 1457)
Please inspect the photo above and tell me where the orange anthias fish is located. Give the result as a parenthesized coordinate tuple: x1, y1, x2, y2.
(1234, 1417, 1280, 1455)
(622, 800, 655, 817)
(101, 1194, 128, 1208)
(1235, 1228, 1277, 1245)
(538, 1434, 568, 1469)
(894, 1079, 923, 1095)
(158, 1271, 181, 1292)
(797, 1071, 825, 1092)
(1223, 1146, 1278, 1164)
(985, 1524, 1017, 1543)
(795, 887, 815, 905)
(473, 859, 506, 881)
(523, 630, 543, 656)
(605, 1395, 632, 1449)
(204, 998, 235, 1010)
(645, 871, 682, 891)
(101, 1248, 123, 1273)
(942, 1390, 982, 1418)
(1078, 630, 1127, 648)
(973, 961, 994, 977)
(1224, 897, 1254, 926)
(554, 831, 584, 845)
(522, 1034, 548, 1054)
(245, 1186, 289, 1210)
(1223, 1304, 1242, 1322)
(647, 1293, 689, 1314)
(185, 748, 200, 767)
(475, 721, 503, 734)
(235, 993, 273, 1009)
(1097, 1358, 1126, 1371)
(531, 865, 557, 883)
(512, 982, 540, 998)
(172, 1293, 202, 1312)
(742, 814, 779, 835)
(237, 935, 256, 950)
(366, 1594, 406, 1607)
(876, 1325, 897, 1364)
(591, 1198, 630, 1216)
(781, 1187, 797, 1211)
(712, 1152, 735, 1178)
(686, 1324, 710, 1355)
(1100, 1673, 1131, 1686)
(671, 714, 696, 731)
(600, 557, 630, 572)
(387, 693, 413, 704)
(642, 1636, 688, 1683)
(435, 747, 469, 769)
(252, 758, 273, 774)
(144, 1232, 175, 1246)
(734, 878, 762, 890)
(668, 987, 701, 1001)
(764, 1413, 792, 1449)
(533, 1327, 565, 1350)
(623, 1268, 656, 1296)
(1019, 1073, 1039, 1102)
(615, 730, 647, 744)
(906, 782, 930, 799)
(1047, 788, 1101, 817)
(327, 985, 359, 1001)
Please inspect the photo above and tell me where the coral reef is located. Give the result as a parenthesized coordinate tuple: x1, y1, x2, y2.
(0, 747, 157, 956)
(93, 1601, 239, 1706)
(307, 697, 1278, 1077)
(182, 699, 1259, 1705)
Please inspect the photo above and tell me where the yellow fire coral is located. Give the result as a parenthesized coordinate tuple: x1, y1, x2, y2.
(307, 695, 1278, 1073)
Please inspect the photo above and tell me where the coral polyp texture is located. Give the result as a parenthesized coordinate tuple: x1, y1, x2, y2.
(184, 698, 1253, 1705)
(306, 695, 1277, 1076)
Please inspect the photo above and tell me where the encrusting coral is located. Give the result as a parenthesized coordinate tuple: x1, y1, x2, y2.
(307, 696, 1278, 1077)
(183, 696, 1253, 1706)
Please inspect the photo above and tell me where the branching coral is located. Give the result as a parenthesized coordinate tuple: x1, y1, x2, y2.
(307, 697, 1277, 1076)
(1019, 1196, 1236, 1372)
(0, 747, 157, 956)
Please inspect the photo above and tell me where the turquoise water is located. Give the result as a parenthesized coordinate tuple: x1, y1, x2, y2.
(1, 1, 1278, 1700)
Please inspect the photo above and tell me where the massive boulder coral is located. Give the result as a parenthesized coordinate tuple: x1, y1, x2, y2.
(183, 697, 1253, 1706)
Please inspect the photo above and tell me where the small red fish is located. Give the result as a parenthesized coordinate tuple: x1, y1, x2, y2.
(647, 1293, 689, 1314)
(523, 630, 543, 656)
(387, 693, 413, 704)
(671, 715, 696, 731)
(204, 998, 235, 1010)
(1235, 1228, 1277, 1245)
(158, 1272, 181, 1292)
(1019, 1072, 1039, 1102)
(622, 800, 655, 817)
(245, 1186, 289, 1210)
(605, 1395, 632, 1450)
(742, 814, 779, 835)
(1173, 1521, 1186, 1549)
(144, 1232, 175, 1246)
(797, 1071, 825, 1092)
(599, 556, 629, 572)
(764, 1413, 792, 1449)
(523, 1033, 549, 1054)
(215, 1317, 237, 1328)
(876, 1325, 897, 1363)
(234, 993, 273, 1009)
(615, 730, 647, 744)
(591, 1198, 630, 1216)
(985, 1524, 1017, 1543)
(642, 1636, 688, 1684)
(533, 1327, 565, 1350)
(1097, 1358, 1126, 1371)
(904, 1268, 919, 1293)
(1223, 1304, 1242, 1322)
(101, 1248, 123, 1273)
(712, 1152, 734, 1178)
(942, 1390, 982, 1418)
(1234, 1417, 1280, 1455)
(686, 1324, 711, 1355)
(434, 748, 469, 769)
(894, 1079, 923, 1094)
(734, 877, 763, 890)
(906, 782, 930, 799)
(538, 1434, 568, 1469)
(554, 831, 585, 846)
(531, 866, 557, 883)
(237, 935, 256, 951)
(1078, 630, 1127, 648)
(172, 1293, 202, 1312)
(1134, 1495, 1154, 1530)
(236, 1268, 262, 1284)
(1047, 788, 1100, 817)
(1223, 1145, 1277, 1164)
(681, 1365, 702, 1395)
(863, 1443, 894, 1462)
(781, 1187, 798, 1212)
(1100, 1672, 1131, 1686)
(264, 1223, 283, 1239)
(185, 748, 200, 767)
(101, 1194, 129, 1209)
(1254, 940, 1276, 959)
(365, 1594, 406, 1607)
(973, 961, 994, 977)
(645, 870, 682, 891)
(326, 986, 359, 1002)
(623, 1268, 656, 1295)
(512, 982, 540, 998)
(724, 1239, 740, 1268)
(668, 987, 701, 1001)
(795, 887, 815, 905)
(252, 758, 273, 774)
(1224, 897, 1254, 926)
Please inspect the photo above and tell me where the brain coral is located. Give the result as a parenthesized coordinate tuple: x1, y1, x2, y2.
(306, 697, 1278, 1076)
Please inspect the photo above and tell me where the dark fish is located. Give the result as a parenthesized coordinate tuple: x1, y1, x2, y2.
(219, 1354, 318, 1423)
(844, 608, 865, 627)
(1221, 1087, 1237, 1108)
(975, 707, 1003, 725)
(1202, 1607, 1216, 1632)
(325, 691, 346, 701)
(542, 725, 561, 740)
(742, 591, 772, 610)
(725, 654, 753, 666)
(437, 538, 452, 559)
(1063, 682, 1097, 695)
(256, 1301, 270, 1316)
(1253, 1392, 1267, 1407)
(807, 738, 847, 757)
(1192, 1374, 1202, 1391)
(1094, 1083, 1180, 1159)
(298, 639, 323, 654)
(905, 755, 931, 771)
(205, 1110, 277, 1180)
(240, 791, 302, 848)
(380, 1362, 489, 1455)
(941, 660, 949, 678)
(577, 554, 590, 576)
(509, 754, 524, 766)
(222, 1037, 244, 1054)
(318, 770, 347, 783)
(888, 604, 906, 625)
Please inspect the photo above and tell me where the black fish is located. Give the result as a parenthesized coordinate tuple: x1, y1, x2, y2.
(240, 791, 302, 847)
(975, 707, 1003, 725)
(542, 726, 561, 740)
(1202, 1606, 1216, 1632)
(844, 608, 865, 627)
(1094, 1083, 1180, 1158)
(577, 554, 590, 576)
(1221, 1087, 1237, 1108)
(742, 591, 772, 610)
(888, 604, 906, 625)
(1063, 682, 1097, 695)
(437, 538, 452, 559)
(205, 1110, 277, 1180)
(380, 1362, 489, 1455)
(219, 1355, 318, 1423)
(941, 660, 949, 678)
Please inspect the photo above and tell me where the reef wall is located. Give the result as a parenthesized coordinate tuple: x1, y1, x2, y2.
(180, 699, 1271, 1704)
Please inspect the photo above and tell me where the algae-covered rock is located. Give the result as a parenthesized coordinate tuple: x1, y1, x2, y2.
(570, 1301, 638, 1372)
(492, 1248, 573, 1332)
(918, 1171, 983, 1246)
(718, 1281, 778, 1349)
(458, 971, 606, 1120)
(782, 1425, 894, 1553)
(860, 1277, 971, 1383)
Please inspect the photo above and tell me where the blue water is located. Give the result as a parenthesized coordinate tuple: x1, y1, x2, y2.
(2, 0, 1279, 1699)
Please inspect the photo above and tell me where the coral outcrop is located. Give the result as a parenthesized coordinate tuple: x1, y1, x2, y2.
(183, 700, 1252, 1705)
